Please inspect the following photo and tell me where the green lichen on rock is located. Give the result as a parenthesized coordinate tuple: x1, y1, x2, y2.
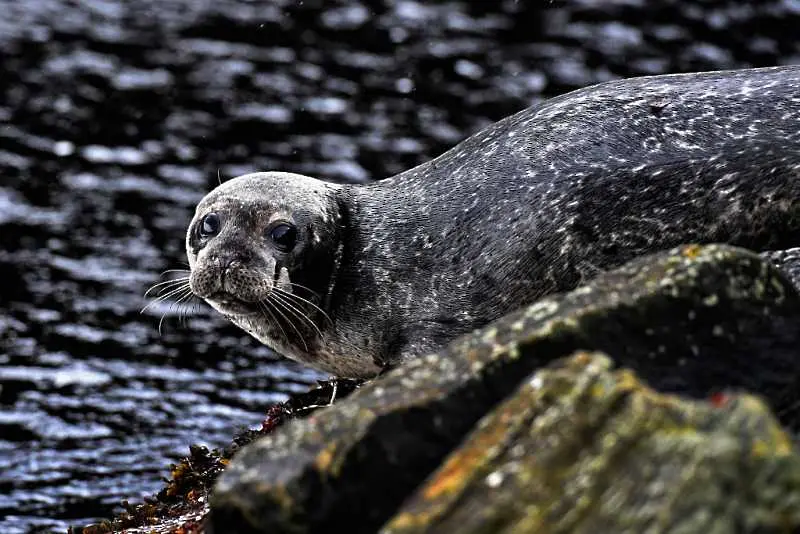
(383, 351, 800, 534)
(208, 244, 800, 534)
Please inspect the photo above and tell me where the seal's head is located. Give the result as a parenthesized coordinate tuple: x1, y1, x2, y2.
(186, 171, 346, 365)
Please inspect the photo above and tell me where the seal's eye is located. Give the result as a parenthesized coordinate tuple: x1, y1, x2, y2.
(199, 213, 221, 238)
(269, 223, 297, 252)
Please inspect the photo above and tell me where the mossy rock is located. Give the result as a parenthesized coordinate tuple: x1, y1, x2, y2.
(208, 244, 800, 534)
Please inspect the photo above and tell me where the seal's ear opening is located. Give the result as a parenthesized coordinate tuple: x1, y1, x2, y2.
(333, 187, 354, 234)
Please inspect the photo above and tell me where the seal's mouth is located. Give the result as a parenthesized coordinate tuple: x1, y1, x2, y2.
(205, 291, 261, 316)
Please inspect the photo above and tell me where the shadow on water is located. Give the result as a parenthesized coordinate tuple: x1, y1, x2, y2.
(0, 0, 798, 532)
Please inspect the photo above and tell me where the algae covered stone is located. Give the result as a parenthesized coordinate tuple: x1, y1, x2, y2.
(209, 244, 800, 534)
(383, 351, 800, 534)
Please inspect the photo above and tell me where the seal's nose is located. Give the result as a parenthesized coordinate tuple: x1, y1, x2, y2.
(222, 258, 243, 280)
(220, 253, 252, 294)
(224, 257, 242, 270)
(223, 251, 252, 271)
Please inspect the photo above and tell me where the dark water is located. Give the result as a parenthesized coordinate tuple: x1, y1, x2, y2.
(0, 1, 798, 532)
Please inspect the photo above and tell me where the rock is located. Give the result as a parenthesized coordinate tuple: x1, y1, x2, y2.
(208, 244, 800, 534)
(763, 247, 800, 291)
(383, 351, 800, 534)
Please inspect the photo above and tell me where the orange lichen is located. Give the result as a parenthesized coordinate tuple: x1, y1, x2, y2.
(681, 244, 703, 259)
(315, 446, 336, 471)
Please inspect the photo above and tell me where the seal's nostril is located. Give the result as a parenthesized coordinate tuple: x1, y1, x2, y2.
(224, 258, 244, 271)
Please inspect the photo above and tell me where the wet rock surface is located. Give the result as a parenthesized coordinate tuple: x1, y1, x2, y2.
(384, 351, 800, 534)
(2, 0, 799, 532)
(764, 248, 800, 289)
(209, 245, 800, 534)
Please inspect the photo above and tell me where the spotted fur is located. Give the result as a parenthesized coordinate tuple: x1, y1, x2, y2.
(187, 66, 800, 378)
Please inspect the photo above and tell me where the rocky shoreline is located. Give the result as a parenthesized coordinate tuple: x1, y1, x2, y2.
(79, 244, 800, 533)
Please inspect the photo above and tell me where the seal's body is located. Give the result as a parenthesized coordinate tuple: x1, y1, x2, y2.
(187, 65, 800, 378)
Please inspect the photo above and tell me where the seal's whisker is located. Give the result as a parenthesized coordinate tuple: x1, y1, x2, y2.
(271, 290, 325, 341)
(148, 276, 190, 288)
(143, 279, 190, 300)
(161, 268, 191, 276)
(153, 281, 192, 299)
(158, 288, 194, 334)
(141, 282, 192, 313)
(283, 281, 323, 299)
(260, 300, 299, 351)
(273, 286, 334, 327)
(267, 295, 310, 352)
(277, 292, 333, 329)
(177, 294, 201, 327)
(171, 288, 195, 313)
(144, 277, 190, 298)
(139, 287, 183, 314)
(188, 299, 202, 317)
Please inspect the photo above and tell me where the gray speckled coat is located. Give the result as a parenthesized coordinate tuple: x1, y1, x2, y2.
(337, 65, 800, 367)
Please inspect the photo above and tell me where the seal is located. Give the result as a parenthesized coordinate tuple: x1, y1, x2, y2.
(185, 65, 800, 378)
